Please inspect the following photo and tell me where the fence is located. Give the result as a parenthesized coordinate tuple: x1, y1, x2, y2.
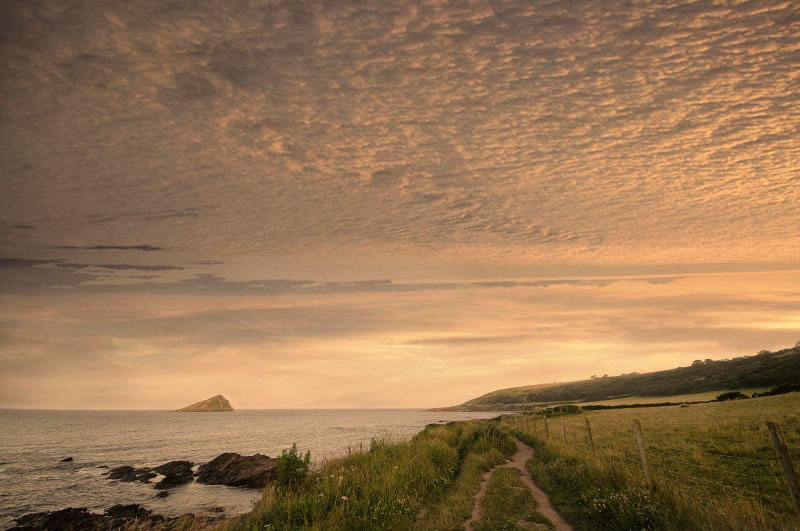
(498, 411, 800, 526)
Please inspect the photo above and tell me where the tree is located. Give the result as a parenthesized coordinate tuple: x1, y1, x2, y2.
(716, 391, 748, 401)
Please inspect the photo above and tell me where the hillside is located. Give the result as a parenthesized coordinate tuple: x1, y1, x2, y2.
(441, 342, 800, 410)
(176, 394, 234, 412)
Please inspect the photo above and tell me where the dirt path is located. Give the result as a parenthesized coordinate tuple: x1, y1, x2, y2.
(465, 438, 572, 531)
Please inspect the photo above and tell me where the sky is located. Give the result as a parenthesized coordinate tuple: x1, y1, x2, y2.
(1, 0, 798, 409)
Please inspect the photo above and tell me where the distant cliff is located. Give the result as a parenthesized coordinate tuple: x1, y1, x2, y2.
(176, 394, 233, 412)
(436, 342, 800, 411)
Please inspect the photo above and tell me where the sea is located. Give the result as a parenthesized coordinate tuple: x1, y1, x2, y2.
(0, 409, 499, 528)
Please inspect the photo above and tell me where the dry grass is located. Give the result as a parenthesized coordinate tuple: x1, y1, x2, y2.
(507, 393, 800, 530)
(580, 387, 770, 406)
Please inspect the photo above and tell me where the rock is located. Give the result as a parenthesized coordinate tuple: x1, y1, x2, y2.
(154, 490, 169, 498)
(176, 394, 234, 412)
(9, 508, 106, 530)
(152, 460, 194, 489)
(104, 504, 153, 520)
(96, 465, 108, 469)
(106, 465, 156, 483)
(59, 457, 73, 463)
(11, 505, 168, 530)
(196, 452, 277, 489)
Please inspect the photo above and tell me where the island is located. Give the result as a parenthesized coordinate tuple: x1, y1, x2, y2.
(175, 394, 233, 412)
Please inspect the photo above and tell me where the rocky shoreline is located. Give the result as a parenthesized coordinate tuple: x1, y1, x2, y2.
(7, 452, 278, 530)
(7, 503, 222, 530)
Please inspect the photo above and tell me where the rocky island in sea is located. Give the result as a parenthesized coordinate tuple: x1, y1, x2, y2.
(175, 394, 233, 412)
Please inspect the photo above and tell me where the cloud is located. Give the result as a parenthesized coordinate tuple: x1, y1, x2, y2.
(56, 245, 166, 251)
(0, 1, 798, 408)
(0, 0, 797, 266)
(1, 272, 797, 408)
(0, 258, 688, 295)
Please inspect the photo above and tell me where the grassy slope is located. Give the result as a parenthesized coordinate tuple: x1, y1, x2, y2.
(508, 392, 800, 530)
(581, 387, 770, 406)
(223, 421, 516, 530)
(444, 343, 800, 410)
(202, 394, 800, 531)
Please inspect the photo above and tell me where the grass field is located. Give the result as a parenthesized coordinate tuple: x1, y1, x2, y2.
(580, 387, 771, 406)
(206, 394, 800, 530)
(505, 392, 800, 530)
(223, 421, 516, 530)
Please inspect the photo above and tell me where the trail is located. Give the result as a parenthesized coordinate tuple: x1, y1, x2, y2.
(465, 438, 572, 531)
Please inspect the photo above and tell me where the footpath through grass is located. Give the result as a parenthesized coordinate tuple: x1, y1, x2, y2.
(474, 467, 554, 531)
(507, 392, 800, 530)
(223, 421, 516, 530)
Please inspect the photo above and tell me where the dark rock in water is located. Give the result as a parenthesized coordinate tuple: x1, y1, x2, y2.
(105, 503, 156, 521)
(11, 504, 167, 530)
(9, 507, 105, 530)
(153, 460, 193, 476)
(105, 504, 150, 518)
(196, 452, 277, 489)
(153, 460, 194, 489)
(154, 490, 169, 498)
(106, 465, 156, 483)
(59, 457, 73, 463)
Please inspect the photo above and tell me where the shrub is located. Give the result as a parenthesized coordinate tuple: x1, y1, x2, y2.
(716, 391, 748, 401)
(752, 383, 800, 398)
(275, 443, 310, 490)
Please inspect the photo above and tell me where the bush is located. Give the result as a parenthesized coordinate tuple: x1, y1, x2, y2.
(716, 391, 748, 401)
(275, 443, 310, 490)
(752, 383, 800, 398)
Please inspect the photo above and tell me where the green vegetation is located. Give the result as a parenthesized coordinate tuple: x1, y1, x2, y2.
(204, 390, 800, 530)
(276, 443, 311, 491)
(520, 435, 685, 530)
(474, 468, 554, 531)
(754, 383, 800, 398)
(224, 421, 516, 530)
(580, 388, 769, 406)
(444, 343, 800, 410)
(716, 391, 749, 401)
(503, 392, 800, 530)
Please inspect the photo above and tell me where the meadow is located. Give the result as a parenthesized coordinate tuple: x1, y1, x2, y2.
(506, 392, 800, 530)
(221, 421, 519, 530)
(168, 393, 800, 530)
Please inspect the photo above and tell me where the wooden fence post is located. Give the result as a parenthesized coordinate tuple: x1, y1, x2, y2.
(561, 417, 567, 449)
(544, 415, 549, 440)
(633, 419, 652, 487)
(533, 414, 538, 437)
(766, 421, 800, 522)
(585, 417, 595, 456)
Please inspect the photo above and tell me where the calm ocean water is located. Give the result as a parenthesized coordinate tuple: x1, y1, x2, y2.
(0, 409, 498, 528)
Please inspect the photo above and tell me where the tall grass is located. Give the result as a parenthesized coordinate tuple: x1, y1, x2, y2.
(224, 421, 516, 530)
(473, 467, 554, 531)
(507, 392, 800, 530)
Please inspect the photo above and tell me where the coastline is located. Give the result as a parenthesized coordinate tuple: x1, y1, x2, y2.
(2, 410, 502, 529)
